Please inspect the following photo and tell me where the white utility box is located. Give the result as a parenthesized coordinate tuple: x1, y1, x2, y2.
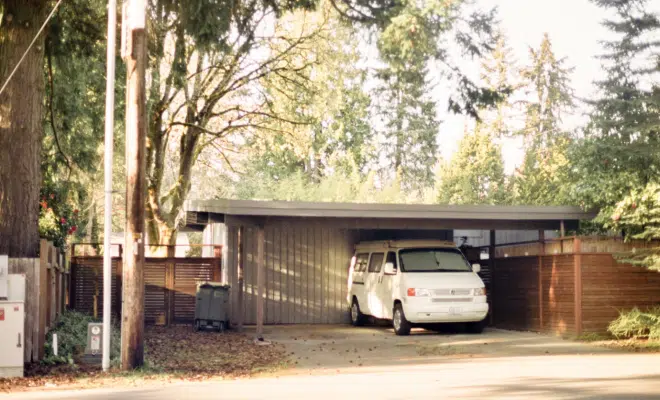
(0, 255, 26, 378)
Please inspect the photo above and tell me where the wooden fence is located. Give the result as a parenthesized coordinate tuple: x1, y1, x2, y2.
(70, 246, 221, 325)
(493, 235, 660, 258)
(7, 240, 68, 363)
(489, 237, 660, 336)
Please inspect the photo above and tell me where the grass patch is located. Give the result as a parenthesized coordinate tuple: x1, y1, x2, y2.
(576, 333, 610, 342)
(597, 338, 660, 353)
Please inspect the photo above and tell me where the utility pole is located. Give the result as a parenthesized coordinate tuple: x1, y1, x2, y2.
(121, 0, 147, 370)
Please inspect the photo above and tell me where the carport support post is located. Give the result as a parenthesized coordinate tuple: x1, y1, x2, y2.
(489, 230, 495, 325)
(236, 226, 245, 332)
(256, 226, 265, 339)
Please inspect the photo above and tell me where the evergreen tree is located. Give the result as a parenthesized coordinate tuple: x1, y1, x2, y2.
(436, 124, 507, 205)
(479, 34, 519, 139)
(570, 0, 660, 267)
(514, 34, 575, 205)
(373, 66, 438, 192)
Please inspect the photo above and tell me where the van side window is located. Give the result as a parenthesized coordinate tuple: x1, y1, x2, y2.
(355, 253, 369, 272)
(368, 253, 384, 273)
(385, 251, 397, 270)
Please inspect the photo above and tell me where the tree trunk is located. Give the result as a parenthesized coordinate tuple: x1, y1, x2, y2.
(0, 1, 49, 257)
(146, 215, 176, 256)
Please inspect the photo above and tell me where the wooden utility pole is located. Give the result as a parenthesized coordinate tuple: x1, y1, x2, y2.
(121, 0, 147, 370)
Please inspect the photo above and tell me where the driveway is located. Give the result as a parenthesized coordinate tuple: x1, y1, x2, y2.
(4, 325, 660, 399)
(261, 324, 616, 375)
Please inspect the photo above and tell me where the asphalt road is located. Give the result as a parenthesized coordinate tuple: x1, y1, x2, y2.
(5, 352, 660, 400)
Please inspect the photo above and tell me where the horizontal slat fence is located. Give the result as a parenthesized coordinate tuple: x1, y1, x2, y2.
(581, 254, 660, 334)
(70, 253, 219, 325)
(491, 237, 660, 336)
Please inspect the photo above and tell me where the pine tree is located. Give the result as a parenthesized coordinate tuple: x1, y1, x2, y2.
(570, 0, 660, 267)
(373, 66, 439, 192)
(480, 34, 519, 139)
(514, 34, 575, 205)
(437, 124, 507, 205)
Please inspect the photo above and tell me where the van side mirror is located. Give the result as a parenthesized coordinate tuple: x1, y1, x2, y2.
(472, 264, 481, 274)
(383, 262, 397, 275)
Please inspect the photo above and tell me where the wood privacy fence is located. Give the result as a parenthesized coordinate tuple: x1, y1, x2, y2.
(7, 240, 68, 363)
(493, 235, 660, 258)
(489, 237, 660, 336)
(69, 245, 221, 325)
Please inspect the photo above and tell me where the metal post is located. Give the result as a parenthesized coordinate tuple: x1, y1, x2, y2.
(102, 0, 118, 373)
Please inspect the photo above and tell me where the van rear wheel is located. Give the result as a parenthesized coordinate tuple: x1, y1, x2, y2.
(393, 304, 411, 336)
(350, 299, 365, 326)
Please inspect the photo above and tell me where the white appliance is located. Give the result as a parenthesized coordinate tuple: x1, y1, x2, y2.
(0, 255, 25, 378)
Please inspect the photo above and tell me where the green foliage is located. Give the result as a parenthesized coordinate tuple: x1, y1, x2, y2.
(513, 34, 575, 206)
(437, 124, 507, 205)
(608, 307, 660, 340)
(38, 184, 82, 250)
(567, 0, 660, 267)
(229, 168, 429, 204)
(372, 66, 439, 192)
(254, 7, 372, 182)
(569, 0, 659, 211)
(601, 183, 660, 270)
(40, 0, 126, 249)
(43, 311, 121, 366)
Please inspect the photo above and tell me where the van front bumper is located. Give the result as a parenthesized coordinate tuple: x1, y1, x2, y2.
(403, 301, 488, 324)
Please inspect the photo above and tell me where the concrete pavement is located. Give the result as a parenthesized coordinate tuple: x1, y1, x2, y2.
(4, 352, 660, 399)
(3, 327, 660, 399)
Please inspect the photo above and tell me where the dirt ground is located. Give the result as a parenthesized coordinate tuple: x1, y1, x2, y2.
(253, 324, 617, 375)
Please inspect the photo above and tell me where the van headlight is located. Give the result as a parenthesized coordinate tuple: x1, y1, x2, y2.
(473, 287, 486, 296)
(407, 288, 431, 297)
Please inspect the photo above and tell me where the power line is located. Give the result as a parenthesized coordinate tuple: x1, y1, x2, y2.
(0, 0, 64, 97)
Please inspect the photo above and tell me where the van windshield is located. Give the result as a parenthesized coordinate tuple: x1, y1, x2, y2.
(398, 248, 471, 272)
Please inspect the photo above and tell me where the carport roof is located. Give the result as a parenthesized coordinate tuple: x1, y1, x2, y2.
(184, 199, 596, 231)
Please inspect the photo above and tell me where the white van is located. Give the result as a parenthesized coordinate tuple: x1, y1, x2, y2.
(347, 240, 488, 335)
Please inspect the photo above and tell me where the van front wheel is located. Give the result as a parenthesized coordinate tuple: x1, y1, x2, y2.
(350, 299, 365, 326)
(393, 304, 411, 336)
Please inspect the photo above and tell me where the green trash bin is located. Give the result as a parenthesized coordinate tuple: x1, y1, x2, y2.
(194, 282, 230, 332)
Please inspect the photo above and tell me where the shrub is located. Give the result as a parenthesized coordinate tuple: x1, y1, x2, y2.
(608, 307, 660, 340)
(43, 310, 121, 366)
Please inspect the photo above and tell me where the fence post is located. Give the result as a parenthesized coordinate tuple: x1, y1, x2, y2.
(114, 245, 124, 317)
(213, 246, 222, 282)
(538, 255, 543, 332)
(573, 237, 583, 336)
(165, 245, 175, 326)
(489, 230, 495, 326)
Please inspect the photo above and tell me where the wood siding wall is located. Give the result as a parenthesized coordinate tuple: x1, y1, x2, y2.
(227, 223, 356, 325)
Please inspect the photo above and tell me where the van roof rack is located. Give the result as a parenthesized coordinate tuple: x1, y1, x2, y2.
(354, 239, 456, 250)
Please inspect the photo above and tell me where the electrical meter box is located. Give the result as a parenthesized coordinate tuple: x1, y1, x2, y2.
(82, 323, 104, 365)
(0, 260, 26, 378)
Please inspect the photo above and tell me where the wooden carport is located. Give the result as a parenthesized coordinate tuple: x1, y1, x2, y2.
(183, 199, 595, 337)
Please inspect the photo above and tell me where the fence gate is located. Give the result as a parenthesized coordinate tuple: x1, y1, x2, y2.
(70, 256, 220, 325)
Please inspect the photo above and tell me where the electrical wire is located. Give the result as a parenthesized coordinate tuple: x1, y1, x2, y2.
(0, 0, 64, 97)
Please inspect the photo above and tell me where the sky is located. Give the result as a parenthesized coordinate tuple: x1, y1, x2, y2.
(438, 0, 610, 173)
